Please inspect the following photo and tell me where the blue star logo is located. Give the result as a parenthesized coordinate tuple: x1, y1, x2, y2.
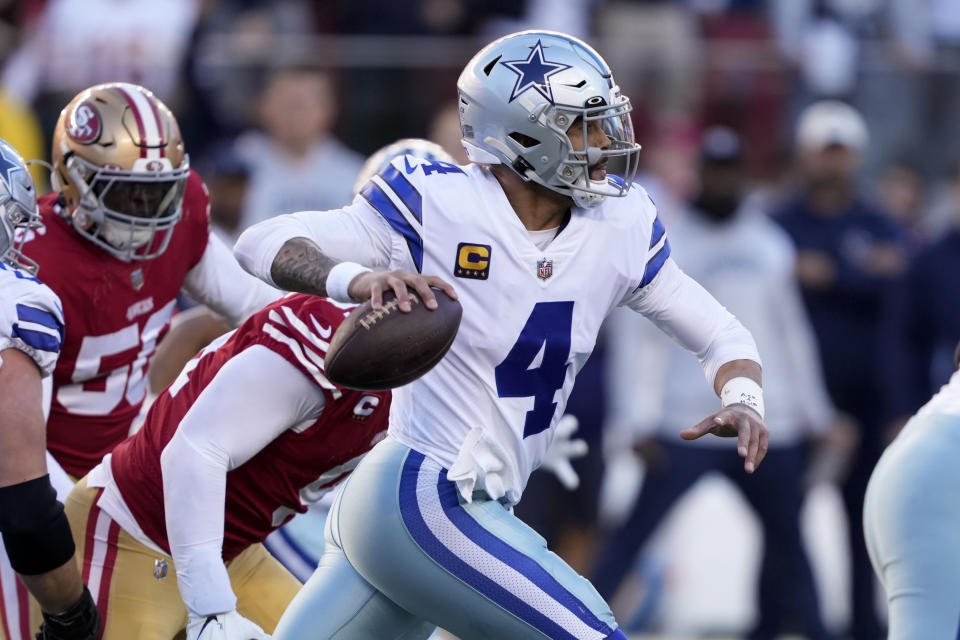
(500, 40, 571, 104)
(0, 145, 23, 189)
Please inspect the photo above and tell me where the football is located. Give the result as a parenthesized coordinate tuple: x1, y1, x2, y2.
(324, 289, 462, 391)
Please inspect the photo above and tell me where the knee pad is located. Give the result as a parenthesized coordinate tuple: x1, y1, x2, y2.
(0, 475, 76, 575)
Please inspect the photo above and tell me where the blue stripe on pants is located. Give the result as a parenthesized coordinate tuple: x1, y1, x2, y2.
(399, 450, 620, 639)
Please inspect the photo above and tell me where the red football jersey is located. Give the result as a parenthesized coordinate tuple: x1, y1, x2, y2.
(21, 170, 211, 477)
(110, 294, 390, 561)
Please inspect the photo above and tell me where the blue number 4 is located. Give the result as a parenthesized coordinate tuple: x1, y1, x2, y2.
(495, 301, 574, 438)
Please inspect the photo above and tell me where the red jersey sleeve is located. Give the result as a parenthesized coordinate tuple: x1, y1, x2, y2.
(252, 295, 354, 401)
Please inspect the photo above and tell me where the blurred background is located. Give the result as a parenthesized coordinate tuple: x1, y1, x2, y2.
(4, 0, 960, 638)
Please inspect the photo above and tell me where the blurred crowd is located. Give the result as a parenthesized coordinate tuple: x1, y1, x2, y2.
(4, 0, 960, 638)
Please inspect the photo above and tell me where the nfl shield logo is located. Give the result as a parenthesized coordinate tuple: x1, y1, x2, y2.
(537, 258, 553, 281)
(130, 268, 145, 291)
(153, 559, 169, 581)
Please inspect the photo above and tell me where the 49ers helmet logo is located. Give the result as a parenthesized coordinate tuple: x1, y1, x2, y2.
(67, 101, 102, 144)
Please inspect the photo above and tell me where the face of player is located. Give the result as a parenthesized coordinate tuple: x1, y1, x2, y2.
(565, 116, 612, 181)
(92, 179, 186, 220)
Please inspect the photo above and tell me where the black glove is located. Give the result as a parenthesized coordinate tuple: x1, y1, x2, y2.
(36, 586, 101, 640)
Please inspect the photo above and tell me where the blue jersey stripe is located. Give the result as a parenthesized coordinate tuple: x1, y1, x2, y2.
(639, 238, 671, 288)
(16, 304, 63, 340)
(12, 325, 60, 352)
(379, 164, 422, 223)
(360, 181, 423, 272)
(398, 452, 579, 640)
(649, 216, 665, 249)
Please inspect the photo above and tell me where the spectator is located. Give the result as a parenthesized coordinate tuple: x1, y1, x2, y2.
(595, 126, 841, 640)
(774, 100, 907, 640)
(178, 0, 316, 159)
(225, 64, 363, 238)
(887, 159, 960, 422)
(2, 0, 198, 141)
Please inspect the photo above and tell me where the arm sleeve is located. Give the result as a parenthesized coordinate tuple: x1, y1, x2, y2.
(233, 200, 396, 287)
(160, 345, 326, 617)
(181, 232, 284, 328)
(624, 258, 762, 388)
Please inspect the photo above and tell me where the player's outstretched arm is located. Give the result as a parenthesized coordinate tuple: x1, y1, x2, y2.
(679, 359, 770, 473)
(0, 349, 100, 639)
(161, 346, 326, 630)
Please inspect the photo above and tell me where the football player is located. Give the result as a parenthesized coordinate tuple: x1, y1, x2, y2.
(63, 293, 402, 640)
(236, 30, 769, 640)
(0, 139, 99, 640)
(863, 346, 960, 639)
(0, 82, 280, 640)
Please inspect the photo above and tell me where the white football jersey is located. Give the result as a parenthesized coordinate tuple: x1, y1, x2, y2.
(353, 158, 673, 502)
(0, 262, 64, 376)
(235, 155, 760, 503)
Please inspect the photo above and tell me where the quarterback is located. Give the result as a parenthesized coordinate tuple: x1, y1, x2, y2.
(0, 82, 280, 640)
(0, 139, 99, 640)
(237, 30, 768, 640)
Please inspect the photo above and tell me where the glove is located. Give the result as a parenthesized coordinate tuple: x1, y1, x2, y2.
(186, 611, 271, 640)
(539, 414, 589, 490)
(35, 586, 101, 640)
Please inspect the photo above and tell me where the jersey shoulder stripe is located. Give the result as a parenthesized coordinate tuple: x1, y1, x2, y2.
(359, 177, 424, 272)
(640, 237, 671, 288)
(258, 301, 342, 399)
(0, 264, 64, 375)
(380, 164, 422, 223)
(14, 303, 62, 352)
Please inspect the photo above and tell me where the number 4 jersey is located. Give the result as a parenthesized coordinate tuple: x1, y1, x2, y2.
(241, 157, 720, 504)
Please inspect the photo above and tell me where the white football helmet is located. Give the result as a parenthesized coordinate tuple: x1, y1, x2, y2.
(0, 138, 42, 274)
(458, 30, 641, 208)
(352, 138, 456, 196)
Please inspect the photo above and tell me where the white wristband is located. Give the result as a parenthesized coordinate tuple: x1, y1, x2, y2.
(325, 262, 372, 302)
(720, 376, 765, 419)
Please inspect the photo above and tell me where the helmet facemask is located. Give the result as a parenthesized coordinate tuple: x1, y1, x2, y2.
(0, 192, 42, 275)
(62, 153, 188, 262)
(549, 97, 640, 208)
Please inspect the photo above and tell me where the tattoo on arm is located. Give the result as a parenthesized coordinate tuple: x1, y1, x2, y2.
(270, 237, 339, 295)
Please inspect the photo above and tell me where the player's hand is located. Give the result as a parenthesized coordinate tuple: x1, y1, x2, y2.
(347, 269, 458, 312)
(186, 611, 271, 640)
(539, 414, 589, 490)
(680, 405, 769, 473)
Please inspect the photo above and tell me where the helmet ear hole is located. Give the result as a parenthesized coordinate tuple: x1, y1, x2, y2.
(483, 55, 502, 76)
(508, 132, 540, 149)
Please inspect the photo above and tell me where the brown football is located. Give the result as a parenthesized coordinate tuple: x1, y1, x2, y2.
(324, 289, 462, 391)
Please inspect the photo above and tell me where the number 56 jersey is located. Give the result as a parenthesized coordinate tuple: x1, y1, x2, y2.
(348, 158, 677, 503)
(21, 176, 211, 478)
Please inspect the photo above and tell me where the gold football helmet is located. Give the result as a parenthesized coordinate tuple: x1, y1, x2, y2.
(52, 82, 189, 261)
